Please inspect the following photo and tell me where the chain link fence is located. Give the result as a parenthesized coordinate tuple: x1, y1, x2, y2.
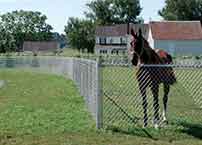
(101, 61, 202, 131)
(0, 56, 102, 128)
(0, 56, 202, 131)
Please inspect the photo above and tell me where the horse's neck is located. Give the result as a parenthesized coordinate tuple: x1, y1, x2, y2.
(138, 38, 163, 64)
(141, 46, 162, 64)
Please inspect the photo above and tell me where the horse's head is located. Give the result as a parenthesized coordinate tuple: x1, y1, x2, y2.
(130, 28, 144, 66)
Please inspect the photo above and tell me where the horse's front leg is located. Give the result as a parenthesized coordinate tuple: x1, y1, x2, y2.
(163, 83, 170, 124)
(139, 84, 148, 127)
(151, 83, 160, 129)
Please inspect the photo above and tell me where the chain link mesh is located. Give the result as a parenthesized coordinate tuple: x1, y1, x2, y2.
(0, 57, 100, 125)
(102, 62, 202, 129)
(1, 57, 202, 130)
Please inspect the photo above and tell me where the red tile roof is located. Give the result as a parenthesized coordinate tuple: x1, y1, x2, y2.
(96, 24, 128, 37)
(150, 21, 202, 40)
(96, 24, 149, 38)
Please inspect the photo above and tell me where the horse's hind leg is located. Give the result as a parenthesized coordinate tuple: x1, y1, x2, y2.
(163, 84, 170, 123)
(151, 83, 160, 128)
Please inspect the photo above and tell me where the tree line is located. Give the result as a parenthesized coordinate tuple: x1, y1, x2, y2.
(1, 0, 202, 53)
(0, 10, 54, 53)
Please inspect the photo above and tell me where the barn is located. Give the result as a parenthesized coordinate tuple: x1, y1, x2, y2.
(148, 21, 202, 56)
(23, 41, 59, 53)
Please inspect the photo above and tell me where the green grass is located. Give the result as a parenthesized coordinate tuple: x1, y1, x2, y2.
(102, 66, 202, 141)
(0, 69, 202, 145)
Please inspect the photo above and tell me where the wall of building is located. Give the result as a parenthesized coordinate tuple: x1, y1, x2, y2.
(154, 40, 202, 56)
(96, 36, 127, 44)
(95, 36, 127, 55)
(95, 45, 127, 55)
(23, 41, 59, 52)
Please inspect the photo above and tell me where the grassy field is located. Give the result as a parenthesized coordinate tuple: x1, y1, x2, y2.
(102, 66, 202, 141)
(0, 68, 202, 145)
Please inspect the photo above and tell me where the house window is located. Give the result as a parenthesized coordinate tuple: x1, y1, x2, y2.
(110, 38, 113, 44)
(120, 37, 126, 44)
(111, 50, 119, 55)
(99, 37, 107, 45)
(122, 50, 126, 55)
(100, 50, 108, 54)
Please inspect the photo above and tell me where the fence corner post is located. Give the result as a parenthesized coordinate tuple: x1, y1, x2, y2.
(96, 56, 103, 129)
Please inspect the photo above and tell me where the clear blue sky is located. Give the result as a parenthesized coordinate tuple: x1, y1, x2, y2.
(0, 0, 165, 33)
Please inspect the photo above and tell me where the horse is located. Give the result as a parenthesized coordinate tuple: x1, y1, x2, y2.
(130, 28, 176, 128)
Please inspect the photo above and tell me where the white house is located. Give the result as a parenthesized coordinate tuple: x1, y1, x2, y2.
(148, 21, 202, 56)
(95, 24, 149, 55)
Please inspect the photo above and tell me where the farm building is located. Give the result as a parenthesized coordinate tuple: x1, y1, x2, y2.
(95, 24, 149, 55)
(148, 21, 202, 56)
(95, 21, 202, 56)
(23, 41, 59, 53)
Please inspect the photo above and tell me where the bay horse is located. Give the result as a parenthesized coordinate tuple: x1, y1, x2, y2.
(130, 28, 176, 128)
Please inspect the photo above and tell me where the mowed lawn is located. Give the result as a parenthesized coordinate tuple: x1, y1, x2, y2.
(0, 69, 202, 145)
(0, 69, 96, 144)
(102, 66, 202, 141)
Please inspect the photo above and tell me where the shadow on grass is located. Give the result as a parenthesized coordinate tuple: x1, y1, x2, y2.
(106, 126, 159, 141)
(179, 121, 202, 139)
(105, 119, 202, 141)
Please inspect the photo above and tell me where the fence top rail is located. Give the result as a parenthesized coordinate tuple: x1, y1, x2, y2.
(139, 64, 202, 68)
(73, 57, 98, 64)
(101, 63, 202, 68)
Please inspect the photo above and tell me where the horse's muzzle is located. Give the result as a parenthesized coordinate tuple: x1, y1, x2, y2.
(131, 53, 139, 66)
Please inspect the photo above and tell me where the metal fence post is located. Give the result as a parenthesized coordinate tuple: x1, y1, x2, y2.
(96, 57, 103, 129)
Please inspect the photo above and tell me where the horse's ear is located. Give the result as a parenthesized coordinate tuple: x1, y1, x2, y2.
(138, 28, 142, 37)
(131, 29, 137, 38)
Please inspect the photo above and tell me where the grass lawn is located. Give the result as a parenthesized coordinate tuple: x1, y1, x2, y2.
(0, 69, 201, 145)
(102, 66, 202, 142)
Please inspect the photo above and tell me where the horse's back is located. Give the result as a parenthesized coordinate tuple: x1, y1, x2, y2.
(155, 49, 176, 84)
(136, 49, 176, 85)
(155, 49, 173, 64)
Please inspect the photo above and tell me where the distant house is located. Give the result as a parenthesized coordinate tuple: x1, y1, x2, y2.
(23, 41, 59, 53)
(95, 24, 149, 55)
(148, 21, 202, 56)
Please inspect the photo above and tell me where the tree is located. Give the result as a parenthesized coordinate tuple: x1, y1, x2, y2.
(0, 23, 16, 53)
(65, 0, 142, 53)
(0, 10, 53, 51)
(159, 0, 202, 21)
(64, 17, 95, 53)
(85, 0, 142, 25)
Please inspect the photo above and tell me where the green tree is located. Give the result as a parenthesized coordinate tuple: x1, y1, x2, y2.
(85, 0, 142, 25)
(159, 0, 202, 21)
(0, 10, 53, 51)
(65, 0, 142, 53)
(64, 17, 95, 53)
(0, 23, 16, 53)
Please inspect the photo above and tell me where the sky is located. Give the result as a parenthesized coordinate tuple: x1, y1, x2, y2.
(0, 0, 165, 33)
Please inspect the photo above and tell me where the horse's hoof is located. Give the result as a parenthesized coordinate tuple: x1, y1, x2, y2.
(154, 123, 159, 129)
